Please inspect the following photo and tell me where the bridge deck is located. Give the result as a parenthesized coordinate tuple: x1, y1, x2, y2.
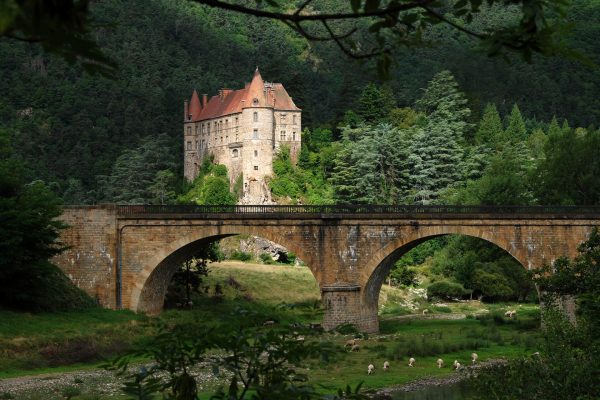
(70, 204, 600, 220)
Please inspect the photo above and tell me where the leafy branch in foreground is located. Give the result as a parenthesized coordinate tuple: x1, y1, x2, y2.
(194, 0, 572, 74)
(107, 311, 364, 399)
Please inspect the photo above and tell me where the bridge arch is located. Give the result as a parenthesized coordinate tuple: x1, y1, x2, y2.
(361, 227, 528, 317)
(126, 224, 318, 314)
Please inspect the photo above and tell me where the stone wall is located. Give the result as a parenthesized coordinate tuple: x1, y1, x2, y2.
(53, 206, 118, 308)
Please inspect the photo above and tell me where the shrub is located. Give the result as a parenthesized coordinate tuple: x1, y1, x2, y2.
(259, 253, 275, 264)
(427, 280, 468, 300)
(230, 250, 252, 262)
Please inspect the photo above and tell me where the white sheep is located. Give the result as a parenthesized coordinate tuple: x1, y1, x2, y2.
(345, 338, 356, 348)
(504, 310, 517, 318)
(408, 357, 415, 367)
(453, 360, 461, 370)
(422, 309, 429, 315)
(471, 352, 478, 364)
(436, 358, 444, 368)
(368, 364, 375, 375)
(383, 361, 390, 371)
(350, 344, 360, 352)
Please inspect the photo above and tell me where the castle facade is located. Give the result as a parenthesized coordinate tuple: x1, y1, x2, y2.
(183, 68, 301, 204)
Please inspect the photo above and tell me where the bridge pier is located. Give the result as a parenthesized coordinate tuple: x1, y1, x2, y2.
(321, 284, 378, 333)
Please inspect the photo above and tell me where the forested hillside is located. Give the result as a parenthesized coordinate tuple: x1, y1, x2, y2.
(1, 0, 600, 204)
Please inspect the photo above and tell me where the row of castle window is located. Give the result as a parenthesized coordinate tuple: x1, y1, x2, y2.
(187, 129, 297, 150)
(186, 112, 298, 136)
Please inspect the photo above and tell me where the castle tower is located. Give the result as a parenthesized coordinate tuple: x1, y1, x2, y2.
(183, 69, 301, 204)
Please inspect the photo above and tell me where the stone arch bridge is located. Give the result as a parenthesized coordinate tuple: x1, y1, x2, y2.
(54, 204, 600, 333)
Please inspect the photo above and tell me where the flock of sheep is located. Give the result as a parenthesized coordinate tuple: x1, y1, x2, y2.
(345, 338, 480, 375)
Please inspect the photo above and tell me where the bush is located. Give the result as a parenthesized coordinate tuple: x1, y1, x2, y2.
(259, 253, 275, 264)
(230, 250, 252, 262)
(427, 280, 468, 300)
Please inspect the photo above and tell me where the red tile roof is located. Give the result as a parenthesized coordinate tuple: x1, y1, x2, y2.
(187, 68, 300, 122)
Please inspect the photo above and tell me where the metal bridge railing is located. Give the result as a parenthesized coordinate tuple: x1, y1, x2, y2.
(116, 204, 600, 216)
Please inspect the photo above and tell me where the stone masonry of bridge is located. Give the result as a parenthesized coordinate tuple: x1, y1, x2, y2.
(54, 205, 600, 333)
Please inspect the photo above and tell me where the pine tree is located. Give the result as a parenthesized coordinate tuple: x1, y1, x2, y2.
(547, 116, 561, 137)
(408, 70, 470, 204)
(357, 84, 396, 124)
(505, 104, 527, 142)
(475, 103, 504, 147)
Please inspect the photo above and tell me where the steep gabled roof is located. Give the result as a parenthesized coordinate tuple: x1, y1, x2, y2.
(187, 68, 300, 122)
(188, 90, 202, 121)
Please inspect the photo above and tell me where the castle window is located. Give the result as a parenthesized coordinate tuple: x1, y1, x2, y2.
(220, 136, 223, 143)
(235, 117, 238, 125)
(280, 131, 286, 141)
(187, 127, 191, 134)
(235, 133, 239, 141)
(226, 135, 229, 142)
(253, 98, 259, 106)
(207, 124, 210, 134)
(232, 149, 239, 158)
(225, 119, 229, 130)
(293, 115, 296, 124)
(254, 165, 258, 171)
(186, 141, 192, 150)
(202, 139, 205, 148)
(253, 129, 258, 139)
(280, 114, 286, 123)
(195, 126, 198, 134)
(254, 150, 258, 157)
(253, 112, 258, 122)
(292, 131, 296, 141)
(195, 140, 198, 150)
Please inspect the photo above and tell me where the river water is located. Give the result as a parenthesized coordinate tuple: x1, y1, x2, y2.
(388, 381, 476, 400)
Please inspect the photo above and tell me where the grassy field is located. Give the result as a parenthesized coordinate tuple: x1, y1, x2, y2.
(0, 261, 542, 399)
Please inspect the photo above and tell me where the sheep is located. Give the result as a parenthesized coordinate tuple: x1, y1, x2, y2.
(408, 357, 415, 367)
(368, 364, 375, 375)
(383, 361, 390, 371)
(344, 338, 356, 348)
(422, 309, 429, 315)
(263, 320, 276, 326)
(436, 358, 444, 368)
(350, 344, 360, 352)
(504, 310, 517, 318)
(471, 352, 478, 364)
(453, 360, 461, 370)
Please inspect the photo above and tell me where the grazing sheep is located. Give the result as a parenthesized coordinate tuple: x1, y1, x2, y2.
(436, 358, 444, 368)
(504, 310, 517, 318)
(263, 320, 276, 326)
(422, 309, 429, 315)
(368, 364, 375, 375)
(408, 357, 415, 367)
(383, 361, 390, 371)
(345, 339, 356, 348)
(453, 360, 461, 370)
(350, 344, 360, 352)
(471, 352, 478, 364)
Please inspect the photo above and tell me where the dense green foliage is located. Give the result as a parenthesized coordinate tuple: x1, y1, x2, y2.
(0, 129, 93, 311)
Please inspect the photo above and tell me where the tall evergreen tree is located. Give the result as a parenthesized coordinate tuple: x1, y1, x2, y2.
(505, 103, 527, 142)
(356, 84, 396, 124)
(408, 70, 471, 204)
(475, 103, 504, 147)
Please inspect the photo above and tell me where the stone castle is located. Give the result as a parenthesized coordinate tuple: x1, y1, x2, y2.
(183, 68, 301, 204)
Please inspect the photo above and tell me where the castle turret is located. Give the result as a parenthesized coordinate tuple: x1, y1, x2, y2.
(189, 89, 202, 121)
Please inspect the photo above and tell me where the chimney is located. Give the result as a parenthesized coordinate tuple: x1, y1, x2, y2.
(202, 94, 207, 108)
(184, 100, 189, 121)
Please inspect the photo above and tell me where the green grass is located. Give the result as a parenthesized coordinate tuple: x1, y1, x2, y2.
(0, 261, 542, 399)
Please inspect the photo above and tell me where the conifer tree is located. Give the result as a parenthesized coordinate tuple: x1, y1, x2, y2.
(505, 104, 527, 142)
(547, 116, 562, 137)
(357, 84, 396, 124)
(475, 103, 504, 147)
(408, 70, 470, 204)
